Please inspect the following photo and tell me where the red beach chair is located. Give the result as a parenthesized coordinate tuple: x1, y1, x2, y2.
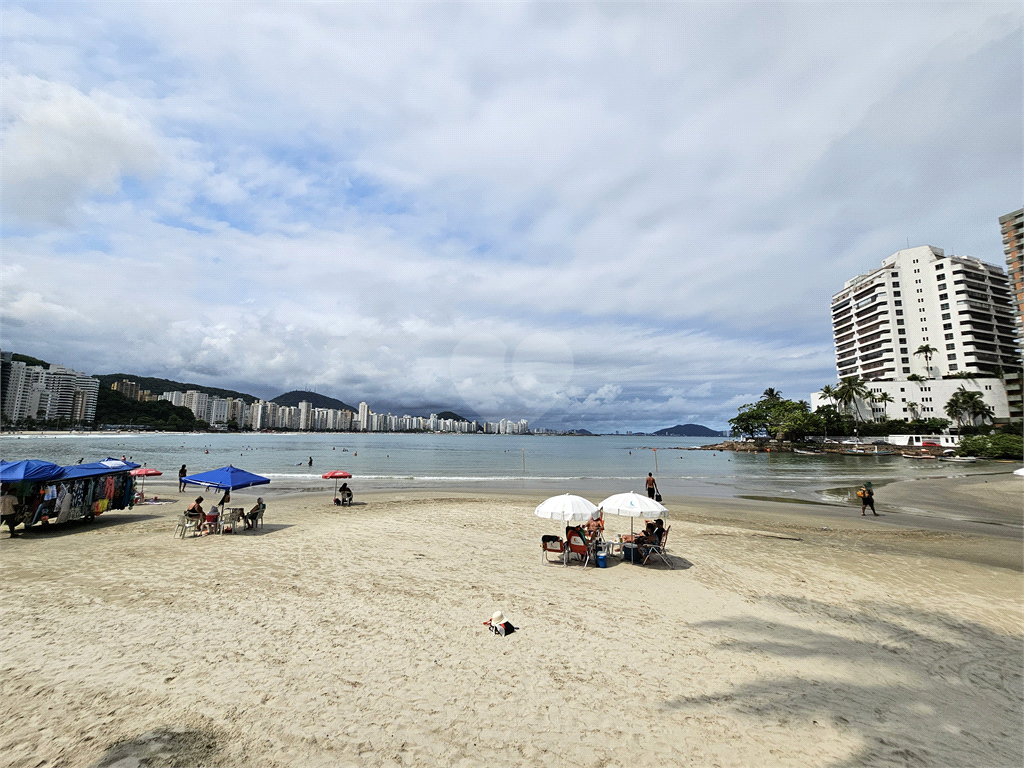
(541, 535, 565, 565)
(565, 526, 593, 568)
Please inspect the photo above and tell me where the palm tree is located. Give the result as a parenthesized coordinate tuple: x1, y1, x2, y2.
(761, 388, 783, 402)
(835, 376, 870, 423)
(819, 384, 837, 410)
(873, 392, 894, 421)
(905, 373, 926, 383)
(914, 344, 939, 379)
(906, 401, 920, 420)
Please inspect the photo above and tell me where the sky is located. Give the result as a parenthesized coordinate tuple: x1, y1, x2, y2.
(1, 2, 1021, 432)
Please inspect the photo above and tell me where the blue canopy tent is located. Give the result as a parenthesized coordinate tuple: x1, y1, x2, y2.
(180, 465, 270, 492)
(1, 460, 66, 483)
(61, 458, 141, 480)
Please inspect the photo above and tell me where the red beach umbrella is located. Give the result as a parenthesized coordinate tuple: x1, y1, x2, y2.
(129, 467, 162, 499)
(322, 470, 353, 498)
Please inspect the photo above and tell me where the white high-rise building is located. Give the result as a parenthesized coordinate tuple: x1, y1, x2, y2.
(298, 400, 313, 431)
(358, 402, 370, 431)
(182, 391, 209, 421)
(813, 245, 1016, 422)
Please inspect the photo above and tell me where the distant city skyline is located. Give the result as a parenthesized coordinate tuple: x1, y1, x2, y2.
(2, 3, 1020, 431)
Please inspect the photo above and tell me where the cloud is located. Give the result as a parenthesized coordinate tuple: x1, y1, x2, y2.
(1, 73, 160, 224)
(1, 3, 1020, 430)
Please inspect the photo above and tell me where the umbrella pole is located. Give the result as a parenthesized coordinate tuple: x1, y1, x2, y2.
(334, 478, 338, 500)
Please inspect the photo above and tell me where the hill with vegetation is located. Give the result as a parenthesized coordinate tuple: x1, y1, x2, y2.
(95, 373, 257, 403)
(436, 411, 468, 421)
(272, 390, 357, 412)
(653, 424, 722, 437)
(12, 353, 50, 368)
(95, 388, 199, 430)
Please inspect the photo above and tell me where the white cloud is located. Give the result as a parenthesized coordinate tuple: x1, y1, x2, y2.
(0, 3, 1019, 430)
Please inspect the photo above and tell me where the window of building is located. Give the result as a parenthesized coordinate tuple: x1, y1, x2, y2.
(900, 348, 908, 354)
(918, 298, 924, 303)
(896, 309, 903, 315)
(901, 357, 909, 363)
(935, 263, 943, 269)
(939, 293, 947, 300)
(893, 290, 901, 296)
(936, 273, 945, 280)
(949, 364, 957, 371)
(945, 333, 954, 340)
(946, 343, 955, 350)
(940, 303, 949, 310)
(897, 319, 904, 325)
(902, 367, 910, 373)
(943, 323, 952, 330)
(900, 388, 905, 392)
(938, 284, 946, 290)
(985, 385, 992, 391)
(922, 336, 928, 340)
(898, 329, 906, 335)
(891, 272, 899, 278)
(894, 300, 902, 306)
(947, 353, 956, 360)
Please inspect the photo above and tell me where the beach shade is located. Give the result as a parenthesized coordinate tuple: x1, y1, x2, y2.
(181, 465, 270, 492)
(598, 491, 667, 535)
(0, 459, 66, 483)
(321, 470, 352, 498)
(61, 458, 141, 480)
(129, 467, 162, 498)
(534, 493, 597, 522)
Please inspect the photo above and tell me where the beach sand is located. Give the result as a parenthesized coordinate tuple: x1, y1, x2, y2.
(1, 480, 1021, 768)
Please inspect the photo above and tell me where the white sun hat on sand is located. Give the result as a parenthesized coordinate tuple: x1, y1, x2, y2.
(491, 611, 505, 625)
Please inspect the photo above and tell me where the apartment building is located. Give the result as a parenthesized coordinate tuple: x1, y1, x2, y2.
(814, 245, 1016, 422)
(0, 352, 99, 423)
(998, 207, 1023, 419)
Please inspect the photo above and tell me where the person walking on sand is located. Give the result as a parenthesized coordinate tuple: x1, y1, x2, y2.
(178, 465, 187, 493)
(308, 456, 313, 467)
(859, 481, 877, 516)
(646, 472, 659, 499)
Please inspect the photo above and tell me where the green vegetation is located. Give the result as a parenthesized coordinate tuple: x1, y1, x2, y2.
(95, 387, 198, 430)
(12, 353, 50, 368)
(94, 373, 256, 403)
(944, 387, 995, 429)
(957, 433, 1023, 459)
(730, 384, 951, 441)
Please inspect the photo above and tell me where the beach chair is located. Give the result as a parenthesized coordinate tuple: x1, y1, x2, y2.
(251, 505, 265, 532)
(640, 526, 672, 569)
(541, 535, 565, 565)
(175, 512, 200, 539)
(565, 526, 593, 568)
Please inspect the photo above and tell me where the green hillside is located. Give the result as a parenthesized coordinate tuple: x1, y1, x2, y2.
(272, 390, 357, 412)
(95, 373, 257, 403)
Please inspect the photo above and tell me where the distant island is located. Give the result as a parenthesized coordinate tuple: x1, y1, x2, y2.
(653, 424, 723, 437)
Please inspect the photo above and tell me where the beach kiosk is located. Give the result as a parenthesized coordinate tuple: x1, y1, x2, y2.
(1, 457, 140, 531)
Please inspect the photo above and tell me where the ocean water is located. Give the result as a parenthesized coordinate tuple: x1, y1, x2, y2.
(0, 432, 1006, 501)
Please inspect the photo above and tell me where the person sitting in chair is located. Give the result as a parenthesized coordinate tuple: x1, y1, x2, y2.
(583, 508, 604, 541)
(339, 483, 353, 506)
(185, 497, 205, 526)
(635, 519, 665, 548)
(622, 520, 656, 544)
(245, 498, 265, 530)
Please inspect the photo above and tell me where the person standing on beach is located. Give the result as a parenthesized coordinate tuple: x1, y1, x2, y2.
(308, 456, 313, 467)
(646, 472, 658, 499)
(2, 485, 23, 538)
(859, 482, 877, 516)
(178, 465, 187, 492)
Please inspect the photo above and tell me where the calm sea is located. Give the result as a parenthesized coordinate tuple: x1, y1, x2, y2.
(0, 432, 1005, 501)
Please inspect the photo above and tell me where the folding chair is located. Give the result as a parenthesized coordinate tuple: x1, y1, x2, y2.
(640, 526, 672, 568)
(541, 535, 565, 565)
(565, 526, 593, 568)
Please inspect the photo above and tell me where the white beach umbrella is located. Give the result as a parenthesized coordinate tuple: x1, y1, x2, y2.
(534, 493, 598, 522)
(598, 491, 667, 535)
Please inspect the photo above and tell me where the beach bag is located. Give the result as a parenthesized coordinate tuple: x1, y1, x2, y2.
(490, 621, 515, 636)
(856, 489, 866, 499)
(655, 494, 662, 502)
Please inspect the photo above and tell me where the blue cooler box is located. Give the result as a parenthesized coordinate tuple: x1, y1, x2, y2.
(597, 553, 607, 568)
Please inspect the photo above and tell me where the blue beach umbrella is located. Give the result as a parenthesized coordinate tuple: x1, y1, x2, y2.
(0, 459, 66, 483)
(181, 465, 271, 492)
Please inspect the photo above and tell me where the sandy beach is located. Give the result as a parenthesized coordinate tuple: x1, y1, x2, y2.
(1, 478, 1021, 768)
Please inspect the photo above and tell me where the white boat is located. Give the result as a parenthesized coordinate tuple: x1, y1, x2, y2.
(939, 456, 976, 463)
